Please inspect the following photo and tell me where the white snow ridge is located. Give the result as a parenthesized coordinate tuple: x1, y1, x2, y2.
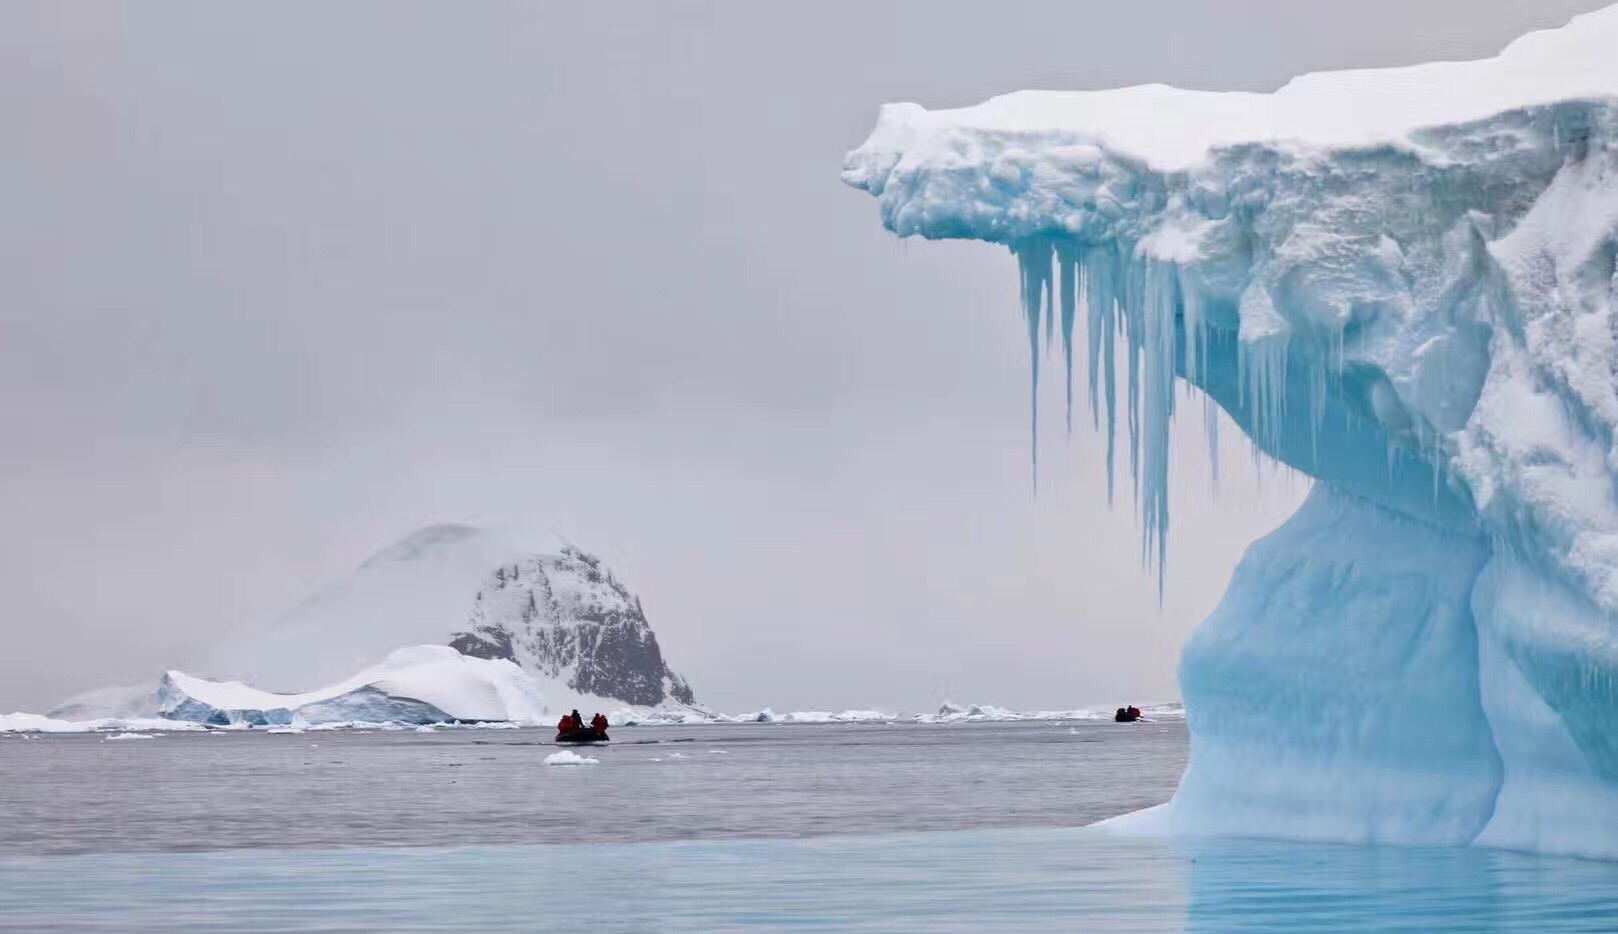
(158, 646, 545, 728)
(848, 5, 1618, 860)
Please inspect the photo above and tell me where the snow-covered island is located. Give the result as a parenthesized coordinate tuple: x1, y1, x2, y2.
(846, 5, 1618, 859)
(218, 524, 695, 712)
(10, 526, 695, 730)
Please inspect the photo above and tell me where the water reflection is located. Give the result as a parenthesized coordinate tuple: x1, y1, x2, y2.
(3, 828, 1616, 931)
(1181, 835, 1618, 932)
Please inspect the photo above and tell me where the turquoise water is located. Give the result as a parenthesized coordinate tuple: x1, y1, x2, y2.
(5, 722, 1615, 930)
(4, 828, 1617, 932)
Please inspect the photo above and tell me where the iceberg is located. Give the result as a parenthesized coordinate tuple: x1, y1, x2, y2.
(845, 6, 1618, 858)
(155, 645, 545, 728)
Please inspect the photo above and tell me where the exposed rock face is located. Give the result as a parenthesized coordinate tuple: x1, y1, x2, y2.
(449, 547, 695, 708)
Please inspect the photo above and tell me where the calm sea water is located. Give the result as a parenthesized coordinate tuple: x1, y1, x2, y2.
(0, 720, 1184, 855)
(5, 720, 1618, 932)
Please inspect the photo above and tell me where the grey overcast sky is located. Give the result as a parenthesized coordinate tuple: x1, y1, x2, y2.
(0, 1, 1606, 714)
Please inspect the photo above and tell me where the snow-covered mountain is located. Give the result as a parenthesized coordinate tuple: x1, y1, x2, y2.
(205, 524, 693, 714)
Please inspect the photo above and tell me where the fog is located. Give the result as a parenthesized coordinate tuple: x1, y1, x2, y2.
(0, 1, 1603, 713)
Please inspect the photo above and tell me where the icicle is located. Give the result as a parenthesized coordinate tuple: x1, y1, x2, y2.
(1304, 331, 1337, 473)
(1140, 259, 1179, 587)
(1083, 248, 1103, 431)
(1237, 333, 1289, 456)
(1003, 238, 1237, 596)
(1014, 240, 1055, 490)
(1233, 281, 1290, 458)
(1044, 263, 1056, 357)
(1122, 248, 1145, 509)
(1083, 247, 1121, 503)
(1056, 242, 1079, 436)
(1178, 267, 1203, 387)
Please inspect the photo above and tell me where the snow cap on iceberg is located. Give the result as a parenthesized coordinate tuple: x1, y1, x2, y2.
(845, 4, 1618, 190)
(157, 645, 545, 728)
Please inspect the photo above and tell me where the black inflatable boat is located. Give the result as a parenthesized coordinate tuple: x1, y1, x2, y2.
(555, 727, 609, 744)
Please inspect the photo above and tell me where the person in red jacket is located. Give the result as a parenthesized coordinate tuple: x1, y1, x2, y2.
(589, 712, 610, 738)
(556, 714, 573, 735)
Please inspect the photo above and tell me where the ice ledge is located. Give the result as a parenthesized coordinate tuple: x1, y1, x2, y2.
(844, 5, 1618, 187)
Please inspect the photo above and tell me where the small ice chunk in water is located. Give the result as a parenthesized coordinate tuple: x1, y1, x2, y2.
(545, 750, 600, 766)
(104, 733, 154, 740)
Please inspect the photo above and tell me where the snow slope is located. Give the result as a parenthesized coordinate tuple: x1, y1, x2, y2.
(157, 645, 544, 727)
(213, 525, 525, 689)
(847, 5, 1618, 859)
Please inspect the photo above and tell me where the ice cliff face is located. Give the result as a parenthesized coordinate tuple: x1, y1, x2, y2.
(846, 6, 1618, 858)
(448, 547, 695, 708)
(212, 525, 694, 713)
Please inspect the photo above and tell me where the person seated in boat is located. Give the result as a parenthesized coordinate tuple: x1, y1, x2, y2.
(1128, 706, 1143, 720)
(556, 714, 574, 734)
(590, 712, 609, 736)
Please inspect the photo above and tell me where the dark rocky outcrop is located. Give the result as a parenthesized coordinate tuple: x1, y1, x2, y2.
(450, 546, 694, 707)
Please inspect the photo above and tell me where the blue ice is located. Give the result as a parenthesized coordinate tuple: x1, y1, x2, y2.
(844, 11, 1618, 859)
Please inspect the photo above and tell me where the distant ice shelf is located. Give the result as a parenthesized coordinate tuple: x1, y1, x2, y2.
(846, 4, 1618, 859)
